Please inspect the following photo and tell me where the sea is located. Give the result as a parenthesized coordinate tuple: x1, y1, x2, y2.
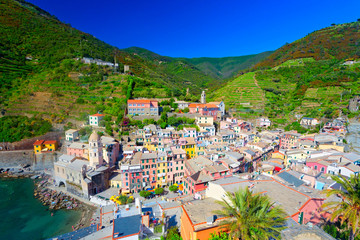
(0, 177, 81, 240)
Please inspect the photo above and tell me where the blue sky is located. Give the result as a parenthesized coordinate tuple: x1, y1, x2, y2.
(28, 0, 360, 58)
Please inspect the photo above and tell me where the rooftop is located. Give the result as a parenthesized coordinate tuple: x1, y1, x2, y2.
(113, 214, 141, 238)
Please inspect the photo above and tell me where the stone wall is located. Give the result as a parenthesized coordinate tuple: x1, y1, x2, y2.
(0, 150, 58, 170)
(0, 131, 63, 151)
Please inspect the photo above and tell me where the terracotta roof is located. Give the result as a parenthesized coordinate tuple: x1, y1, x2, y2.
(44, 140, 57, 144)
(90, 113, 104, 117)
(188, 103, 218, 108)
(33, 140, 44, 145)
(189, 103, 204, 108)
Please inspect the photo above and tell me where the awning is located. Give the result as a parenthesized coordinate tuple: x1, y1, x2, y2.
(274, 166, 282, 172)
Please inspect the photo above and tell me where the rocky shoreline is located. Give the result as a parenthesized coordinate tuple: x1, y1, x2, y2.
(0, 171, 97, 232)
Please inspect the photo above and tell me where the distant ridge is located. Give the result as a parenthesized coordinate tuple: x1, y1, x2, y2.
(178, 51, 273, 79)
(255, 21, 360, 68)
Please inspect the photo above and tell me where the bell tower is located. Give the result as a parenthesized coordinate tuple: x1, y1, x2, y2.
(200, 90, 206, 104)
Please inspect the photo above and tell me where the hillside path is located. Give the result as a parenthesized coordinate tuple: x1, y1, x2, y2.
(253, 73, 265, 103)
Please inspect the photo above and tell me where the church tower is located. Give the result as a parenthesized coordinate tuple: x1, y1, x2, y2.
(88, 131, 104, 168)
(200, 90, 206, 104)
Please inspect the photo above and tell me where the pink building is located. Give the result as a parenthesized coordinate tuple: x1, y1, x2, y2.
(120, 164, 143, 194)
(169, 147, 187, 184)
(67, 142, 88, 158)
(188, 103, 220, 120)
(127, 99, 159, 116)
(220, 121, 231, 129)
(291, 198, 327, 225)
(306, 159, 328, 173)
(140, 152, 158, 188)
(183, 156, 232, 195)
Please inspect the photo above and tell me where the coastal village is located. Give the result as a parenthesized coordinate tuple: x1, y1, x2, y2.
(9, 91, 357, 240)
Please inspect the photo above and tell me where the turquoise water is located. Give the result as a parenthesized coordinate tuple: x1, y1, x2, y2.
(0, 178, 81, 240)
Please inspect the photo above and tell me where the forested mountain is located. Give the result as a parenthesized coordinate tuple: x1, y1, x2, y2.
(178, 52, 273, 80)
(255, 21, 360, 69)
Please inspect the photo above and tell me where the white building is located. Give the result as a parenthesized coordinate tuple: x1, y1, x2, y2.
(65, 129, 79, 141)
(89, 114, 104, 126)
(256, 117, 271, 128)
(300, 117, 320, 127)
(175, 101, 189, 110)
(184, 127, 197, 138)
(195, 116, 214, 125)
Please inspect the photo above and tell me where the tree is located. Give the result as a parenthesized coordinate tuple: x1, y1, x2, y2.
(165, 226, 182, 240)
(155, 188, 164, 195)
(209, 231, 229, 240)
(322, 175, 360, 240)
(213, 188, 286, 240)
(169, 185, 178, 192)
(183, 107, 189, 113)
(139, 190, 151, 198)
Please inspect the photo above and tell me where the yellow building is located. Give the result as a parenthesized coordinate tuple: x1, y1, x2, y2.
(195, 144, 205, 156)
(181, 137, 196, 159)
(109, 173, 122, 188)
(272, 151, 288, 166)
(318, 143, 345, 152)
(33, 140, 58, 154)
(156, 157, 168, 188)
(254, 135, 261, 143)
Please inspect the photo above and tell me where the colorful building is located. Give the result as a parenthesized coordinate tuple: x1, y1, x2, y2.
(180, 137, 196, 159)
(89, 113, 104, 126)
(127, 99, 159, 116)
(33, 140, 58, 154)
(188, 103, 220, 120)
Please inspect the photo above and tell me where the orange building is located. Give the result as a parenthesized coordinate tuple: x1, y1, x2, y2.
(180, 198, 228, 240)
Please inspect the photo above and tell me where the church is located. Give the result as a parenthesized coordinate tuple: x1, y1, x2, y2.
(54, 132, 116, 198)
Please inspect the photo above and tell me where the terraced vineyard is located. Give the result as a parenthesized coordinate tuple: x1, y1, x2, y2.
(210, 72, 265, 109)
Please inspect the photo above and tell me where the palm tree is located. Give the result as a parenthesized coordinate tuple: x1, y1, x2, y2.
(322, 174, 360, 240)
(213, 187, 287, 240)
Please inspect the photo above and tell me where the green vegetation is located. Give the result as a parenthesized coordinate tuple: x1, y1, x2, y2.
(255, 21, 360, 69)
(212, 57, 360, 125)
(163, 227, 182, 240)
(139, 190, 151, 198)
(0, 116, 52, 142)
(322, 175, 360, 240)
(178, 51, 273, 80)
(1, 1, 226, 124)
(154, 224, 163, 234)
(209, 232, 229, 240)
(210, 72, 265, 110)
(154, 188, 164, 195)
(213, 188, 286, 240)
(169, 185, 178, 192)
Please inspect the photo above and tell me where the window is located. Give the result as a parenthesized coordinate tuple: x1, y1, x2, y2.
(314, 166, 318, 170)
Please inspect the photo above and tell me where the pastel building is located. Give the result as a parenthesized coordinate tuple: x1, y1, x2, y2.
(188, 103, 220, 120)
(89, 113, 104, 126)
(67, 142, 89, 158)
(33, 140, 58, 154)
(127, 99, 159, 116)
(101, 136, 120, 167)
(280, 132, 301, 149)
(140, 152, 158, 188)
(65, 129, 79, 141)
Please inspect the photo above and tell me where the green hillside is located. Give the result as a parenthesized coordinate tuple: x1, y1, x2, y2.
(255, 21, 360, 69)
(211, 57, 360, 124)
(179, 51, 273, 80)
(0, 0, 220, 121)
